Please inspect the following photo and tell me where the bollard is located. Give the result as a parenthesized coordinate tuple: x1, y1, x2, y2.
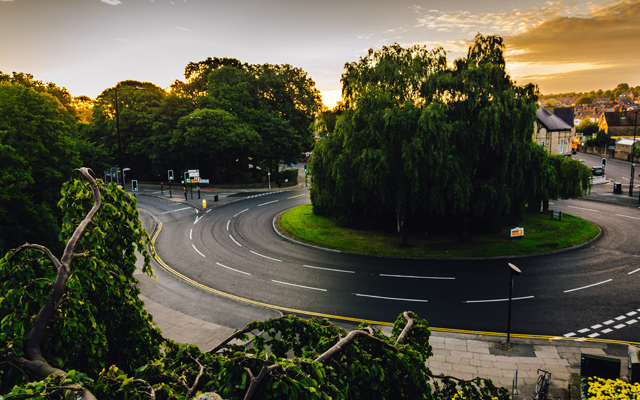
(202, 199, 207, 208)
(214, 195, 219, 202)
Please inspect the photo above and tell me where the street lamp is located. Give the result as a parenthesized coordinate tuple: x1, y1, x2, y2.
(506, 263, 522, 343)
(114, 85, 145, 187)
(630, 109, 638, 197)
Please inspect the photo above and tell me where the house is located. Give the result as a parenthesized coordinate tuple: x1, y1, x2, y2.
(598, 110, 640, 137)
(535, 107, 575, 155)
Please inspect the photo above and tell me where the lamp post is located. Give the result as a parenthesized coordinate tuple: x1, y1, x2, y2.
(114, 85, 145, 187)
(630, 109, 638, 197)
(506, 263, 522, 343)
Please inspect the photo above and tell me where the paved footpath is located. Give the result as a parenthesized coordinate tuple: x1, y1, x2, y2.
(134, 178, 634, 400)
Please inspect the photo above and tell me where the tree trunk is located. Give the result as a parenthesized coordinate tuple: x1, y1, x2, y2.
(398, 210, 409, 247)
(460, 213, 470, 243)
(542, 197, 550, 213)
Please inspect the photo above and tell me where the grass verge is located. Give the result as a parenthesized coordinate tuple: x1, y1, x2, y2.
(277, 204, 600, 258)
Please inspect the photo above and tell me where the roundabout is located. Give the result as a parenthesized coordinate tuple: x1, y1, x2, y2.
(137, 184, 640, 344)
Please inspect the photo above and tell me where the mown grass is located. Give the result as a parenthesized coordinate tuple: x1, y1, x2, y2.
(277, 204, 600, 258)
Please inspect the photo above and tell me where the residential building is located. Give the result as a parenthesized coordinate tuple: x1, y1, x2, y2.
(535, 107, 575, 155)
(598, 110, 640, 137)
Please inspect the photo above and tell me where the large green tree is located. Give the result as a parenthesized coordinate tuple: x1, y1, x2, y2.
(311, 35, 588, 243)
(189, 59, 322, 180)
(87, 81, 167, 180)
(0, 82, 80, 254)
(170, 109, 262, 182)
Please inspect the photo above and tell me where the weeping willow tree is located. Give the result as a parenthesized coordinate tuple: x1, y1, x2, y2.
(311, 34, 589, 244)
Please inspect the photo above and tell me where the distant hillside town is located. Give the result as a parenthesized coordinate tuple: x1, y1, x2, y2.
(535, 84, 640, 161)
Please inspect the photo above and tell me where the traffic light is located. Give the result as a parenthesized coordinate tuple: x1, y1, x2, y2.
(602, 157, 607, 169)
(168, 169, 174, 181)
(132, 180, 138, 192)
(304, 164, 307, 173)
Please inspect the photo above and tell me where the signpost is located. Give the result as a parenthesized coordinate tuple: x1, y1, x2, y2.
(510, 227, 524, 239)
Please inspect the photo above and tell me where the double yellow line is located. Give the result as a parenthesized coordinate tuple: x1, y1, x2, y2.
(149, 219, 640, 347)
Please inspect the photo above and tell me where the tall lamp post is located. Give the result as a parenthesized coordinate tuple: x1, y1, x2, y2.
(506, 263, 522, 343)
(630, 108, 638, 197)
(114, 85, 145, 187)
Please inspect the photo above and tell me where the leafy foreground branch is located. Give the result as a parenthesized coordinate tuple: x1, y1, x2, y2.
(0, 171, 508, 399)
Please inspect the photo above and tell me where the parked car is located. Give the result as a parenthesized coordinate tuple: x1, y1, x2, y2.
(591, 166, 604, 176)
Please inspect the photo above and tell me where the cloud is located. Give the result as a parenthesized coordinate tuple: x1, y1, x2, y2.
(504, 0, 640, 92)
(412, 1, 640, 92)
(102, 0, 122, 4)
(175, 26, 191, 31)
(413, 2, 585, 37)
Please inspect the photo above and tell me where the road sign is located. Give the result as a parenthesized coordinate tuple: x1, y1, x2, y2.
(188, 169, 200, 177)
(194, 176, 200, 183)
(510, 227, 524, 238)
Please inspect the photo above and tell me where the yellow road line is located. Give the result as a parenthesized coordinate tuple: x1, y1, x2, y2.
(149, 219, 640, 346)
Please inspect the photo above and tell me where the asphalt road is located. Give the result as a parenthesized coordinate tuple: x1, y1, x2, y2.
(136, 177, 640, 342)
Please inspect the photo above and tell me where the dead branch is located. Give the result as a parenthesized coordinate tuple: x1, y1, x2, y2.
(208, 325, 259, 354)
(186, 356, 205, 399)
(315, 330, 399, 365)
(396, 311, 414, 345)
(8, 167, 101, 400)
(427, 371, 484, 384)
(243, 354, 272, 400)
(132, 379, 156, 400)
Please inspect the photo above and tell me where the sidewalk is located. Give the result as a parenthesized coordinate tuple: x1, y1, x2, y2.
(583, 177, 640, 208)
(135, 177, 632, 400)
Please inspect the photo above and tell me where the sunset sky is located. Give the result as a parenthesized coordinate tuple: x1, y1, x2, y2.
(1, 0, 639, 108)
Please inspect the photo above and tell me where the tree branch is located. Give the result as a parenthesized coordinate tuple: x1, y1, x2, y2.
(396, 311, 414, 344)
(25, 168, 100, 364)
(427, 371, 484, 384)
(315, 330, 399, 365)
(11, 243, 62, 270)
(243, 354, 271, 400)
(186, 356, 204, 399)
(7, 168, 101, 400)
(132, 379, 156, 400)
(208, 325, 258, 354)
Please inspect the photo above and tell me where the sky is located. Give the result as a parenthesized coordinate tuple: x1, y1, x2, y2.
(1, 0, 639, 108)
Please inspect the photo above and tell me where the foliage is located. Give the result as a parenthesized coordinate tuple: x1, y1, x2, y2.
(184, 59, 322, 181)
(87, 80, 167, 181)
(524, 146, 592, 212)
(311, 34, 551, 242)
(576, 118, 600, 136)
(585, 130, 614, 148)
(0, 72, 78, 122)
(170, 108, 261, 182)
(0, 171, 162, 395)
(575, 95, 593, 105)
(0, 82, 80, 255)
(540, 82, 640, 101)
(582, 376, 640, 399)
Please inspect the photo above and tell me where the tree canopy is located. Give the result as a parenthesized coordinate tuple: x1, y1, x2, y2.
(310, 34, 590, 243)
(0, 82, 80, 254)
(576, 118, 600, 137)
